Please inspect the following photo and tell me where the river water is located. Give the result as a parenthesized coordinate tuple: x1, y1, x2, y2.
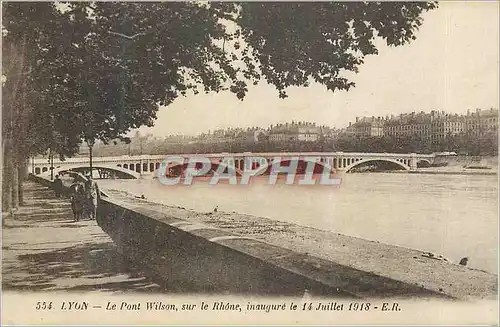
(99, 173, 498, 274)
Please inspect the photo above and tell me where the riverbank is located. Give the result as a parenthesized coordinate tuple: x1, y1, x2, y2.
(102, 187, 497, 301)
(348, 155, 498, 175)
(383, 168, 498, 176)
(433, 155, 498, 168)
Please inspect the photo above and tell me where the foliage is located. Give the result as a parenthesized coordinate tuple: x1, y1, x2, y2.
(2, 1, 438, 160)
(235, 2, 438, 98)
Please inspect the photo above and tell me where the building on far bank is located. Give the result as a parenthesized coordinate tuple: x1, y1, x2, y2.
(196, 128, 240, 145)
(345, 116, 385, 137)
(268, 122, 322, 142)
(344, 108, 498, 144)
(236, 127, 266, 143)
(384, 111, 431, 138)
(464, 108, 498, 136)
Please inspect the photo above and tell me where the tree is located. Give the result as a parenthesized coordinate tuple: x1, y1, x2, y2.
(2, 2, 438, 209)
(235, 2, 438, 97)
(2, 4, 63, 210)
(2, 40, 29, 210)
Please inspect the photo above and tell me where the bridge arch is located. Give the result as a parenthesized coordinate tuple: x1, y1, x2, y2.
(162, 159, 245, 177)
(253, 157, 336, 176)
(344, 158, 410, 173)
(52, 164, 140, 179)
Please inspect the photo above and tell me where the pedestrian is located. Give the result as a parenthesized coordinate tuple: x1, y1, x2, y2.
(85, 176, 99, 220)
(53, 175, 63, 198)
(69, 178, 85, 222)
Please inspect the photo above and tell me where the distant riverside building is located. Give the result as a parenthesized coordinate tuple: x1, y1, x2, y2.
(385, 111, 432, 138)
(162, 122, 336, 147)
(346, 116, 385, 137)
(235, 129, 258, 143)
(464, 108, 498, 136)
(324, 127, 341, 140)
(268, 122, 322, 142)
(196, 127, 264, 144)
(99, 108, 497, 155)
(384, 110, 464, 144)
(346, 108, 498, 144)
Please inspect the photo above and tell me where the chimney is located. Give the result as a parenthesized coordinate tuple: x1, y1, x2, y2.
(349, 122, 352, 127)
(355, 117, 359, 123)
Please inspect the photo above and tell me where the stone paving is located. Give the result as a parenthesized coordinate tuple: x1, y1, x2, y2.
(2, 181, 163, 293)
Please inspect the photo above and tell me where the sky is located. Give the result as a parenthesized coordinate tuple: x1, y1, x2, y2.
(134, 1, 499, 137)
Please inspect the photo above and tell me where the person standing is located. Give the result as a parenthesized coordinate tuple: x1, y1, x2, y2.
(85, 176, 99, 220)
(69, 180, 85, 222)
(53, 175, 63, 198)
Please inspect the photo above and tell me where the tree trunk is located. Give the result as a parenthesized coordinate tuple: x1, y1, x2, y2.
(3, 37, 29, 214)
(11, 160, 19, 209)
(49, 149, 54, 180)
(2, 145, 13, 213)
(89, 143, 93, 174)
(18, 160, 27, 205)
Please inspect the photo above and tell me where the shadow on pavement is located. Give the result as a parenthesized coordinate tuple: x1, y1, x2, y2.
(2, 242, 165, 293)
(2, 240, 305, 296)
(4, 182, 230, 295)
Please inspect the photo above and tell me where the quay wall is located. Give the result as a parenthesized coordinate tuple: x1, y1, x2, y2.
(434, 155, 498, 168)
(28, 173, 452, 298)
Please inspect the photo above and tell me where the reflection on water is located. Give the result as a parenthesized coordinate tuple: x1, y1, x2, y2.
(99, 173, 498, 274)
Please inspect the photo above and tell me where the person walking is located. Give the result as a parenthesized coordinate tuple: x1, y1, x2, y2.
(53, 175, 63, 198)
(85, 176, 99, 220)
(69, 178, 85, 222)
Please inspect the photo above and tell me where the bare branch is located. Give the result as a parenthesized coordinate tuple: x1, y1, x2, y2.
(108, 31, 146, 40)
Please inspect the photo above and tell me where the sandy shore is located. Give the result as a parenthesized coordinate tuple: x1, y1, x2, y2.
(103, 188, 498, 301)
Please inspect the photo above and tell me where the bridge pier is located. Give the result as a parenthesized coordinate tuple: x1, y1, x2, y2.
(409, 153, 418, 171)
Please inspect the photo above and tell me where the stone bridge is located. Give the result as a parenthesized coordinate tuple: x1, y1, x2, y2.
(51, 165, 140, 179)
(31, 152, 436, 178)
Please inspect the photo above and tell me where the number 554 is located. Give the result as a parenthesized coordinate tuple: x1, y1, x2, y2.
(36, 302, 53, 310)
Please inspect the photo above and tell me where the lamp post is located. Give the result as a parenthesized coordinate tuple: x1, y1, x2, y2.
(48, 148, 54, 180)
(50, 153, 54, 180)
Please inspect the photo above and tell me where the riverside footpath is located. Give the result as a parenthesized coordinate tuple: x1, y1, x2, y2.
(2, 181, 164, 293)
